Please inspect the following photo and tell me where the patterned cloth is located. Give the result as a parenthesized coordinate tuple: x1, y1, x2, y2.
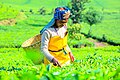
(54, 7, 70, 20)
(40, 7, 70, 34)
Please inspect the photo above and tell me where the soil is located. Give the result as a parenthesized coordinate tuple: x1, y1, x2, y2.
(0, 19, 16, 26)
(0, 12, 27, 26)
(88, 38, 108, 47)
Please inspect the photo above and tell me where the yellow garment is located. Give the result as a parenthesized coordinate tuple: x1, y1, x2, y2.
(44, 33, 70, 67)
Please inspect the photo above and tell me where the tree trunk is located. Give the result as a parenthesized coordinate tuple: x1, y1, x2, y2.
(88, 25, 92, 37)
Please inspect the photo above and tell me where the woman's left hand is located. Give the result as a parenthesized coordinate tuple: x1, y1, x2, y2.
(51, 58, 61, 67)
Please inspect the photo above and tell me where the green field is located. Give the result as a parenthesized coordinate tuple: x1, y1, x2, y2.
(89, 0, 120, 9)
(0, 0, 120, 80)
(81, 0, 120, 44)
(0, 14, 52, 47)
(0, 46, 120, 80)
(0, 0, 70, 11)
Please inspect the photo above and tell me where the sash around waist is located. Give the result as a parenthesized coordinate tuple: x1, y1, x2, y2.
(48, 49, 63, 52)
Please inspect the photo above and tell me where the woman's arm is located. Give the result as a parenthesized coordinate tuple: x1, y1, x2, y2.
(41, 30, 54, 62)
(67, 45, 74, 62)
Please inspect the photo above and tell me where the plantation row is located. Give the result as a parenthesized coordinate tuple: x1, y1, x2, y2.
(81, 11, 120, 45)
(0, 17, 119, 49)
(0, 0, 120, 46)
(0, 4, 19, 20)
(0, 46, 120, 80)
(0, 14, 52, 48)
(0, 13, 94, 48)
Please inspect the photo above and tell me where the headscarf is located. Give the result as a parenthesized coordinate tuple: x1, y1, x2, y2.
(40, 7, 70, 34)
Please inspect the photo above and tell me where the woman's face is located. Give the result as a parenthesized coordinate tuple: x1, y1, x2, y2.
(56, 19, 68, 28)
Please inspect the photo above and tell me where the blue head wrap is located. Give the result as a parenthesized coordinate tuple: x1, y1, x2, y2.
(54, 7, 70, 20)
(40, 7, 70, 34)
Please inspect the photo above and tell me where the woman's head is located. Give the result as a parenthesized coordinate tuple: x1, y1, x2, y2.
(54, 7, 70, 27)
(40, 7, 70, 33)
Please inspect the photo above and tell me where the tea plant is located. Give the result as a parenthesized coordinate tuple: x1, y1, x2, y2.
(0, 46, 120, 80)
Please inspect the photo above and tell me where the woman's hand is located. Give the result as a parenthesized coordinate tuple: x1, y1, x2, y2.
(69, 52, 74, 62)
(51, 58, 61, 67)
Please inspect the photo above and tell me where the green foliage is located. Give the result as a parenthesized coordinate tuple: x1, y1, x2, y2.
(0, 14, 52, 48)
(88, 0, 120, 10)
(81, 12, 120, 44)
(0, 0, 70, 14)
(68, 23, 83, 40)
(0, 13, 91, 48)
(68, 0, 90, 23)
(0, 0, 120, 79)
(75, 39, 95, 48)
(80, 0, 120, 44)
(0, 46, 120, 80)
(83, 7, 103, 26)
(71, 23, 83, 33)
(68, 34, 94, 48)
(68, 23, 94, 47)
(38, 7, 46, 15)
(0, 4, 19, 20)
(82, 7, 103, 36)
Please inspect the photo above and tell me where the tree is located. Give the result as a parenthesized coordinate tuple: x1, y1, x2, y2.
(38, 7, 46, 15)
(68, 0, 90, 23)
(83, 7, 103, 37)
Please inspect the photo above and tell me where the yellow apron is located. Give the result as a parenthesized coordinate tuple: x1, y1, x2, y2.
(44, 33, 70, 67)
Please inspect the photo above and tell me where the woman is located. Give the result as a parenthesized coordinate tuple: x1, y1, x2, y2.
(40, 7, 74, 67)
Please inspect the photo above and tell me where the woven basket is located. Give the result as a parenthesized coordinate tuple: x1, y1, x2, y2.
(21, 34, 44, 64)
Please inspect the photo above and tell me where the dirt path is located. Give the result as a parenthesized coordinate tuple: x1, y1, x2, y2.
(0, 19, 16, 26)
(0, 12, 27, 26)
(88, 38, 108, 47)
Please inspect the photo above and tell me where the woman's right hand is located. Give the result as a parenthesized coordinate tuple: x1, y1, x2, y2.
(51, 58, 61, 67)
(69, 52, 74, 62)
